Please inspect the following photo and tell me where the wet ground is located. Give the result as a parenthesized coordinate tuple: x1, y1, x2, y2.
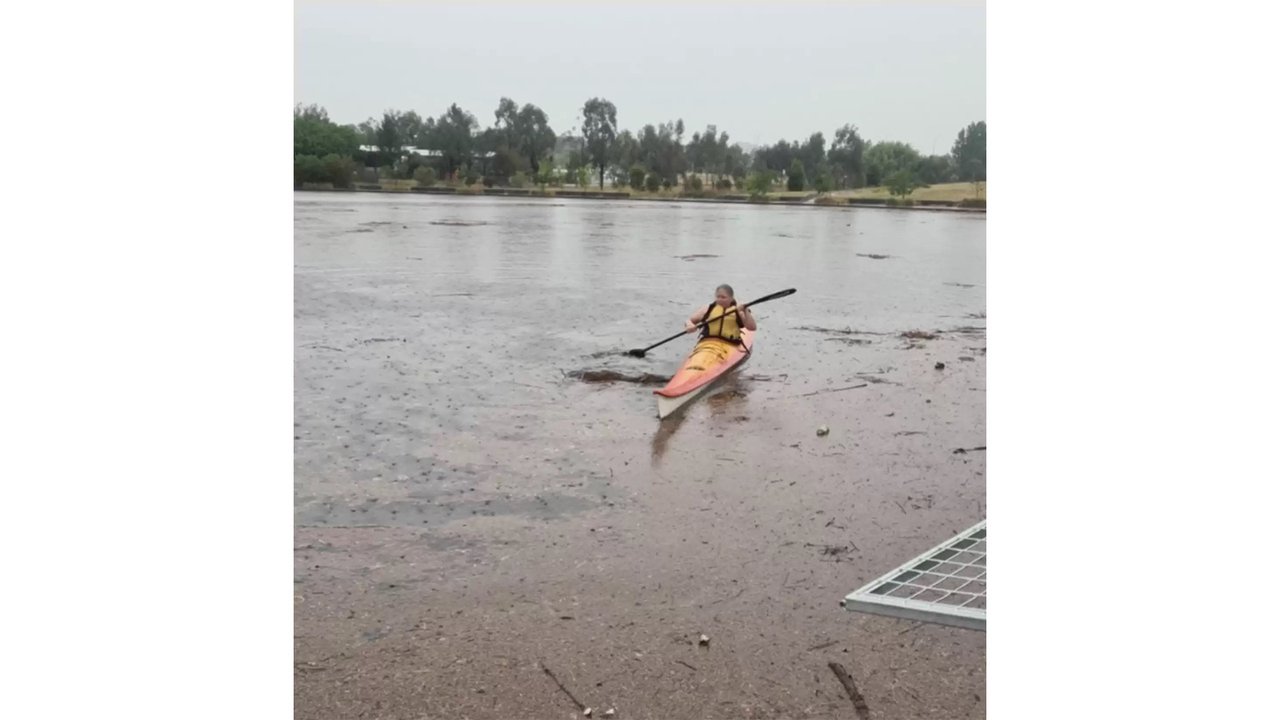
(295, 193, 986, 719)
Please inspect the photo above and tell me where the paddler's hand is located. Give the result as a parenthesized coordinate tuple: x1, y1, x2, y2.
(684, 320, 698, 333)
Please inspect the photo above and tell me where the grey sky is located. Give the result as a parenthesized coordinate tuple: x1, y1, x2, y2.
(295, 1, 984, 153)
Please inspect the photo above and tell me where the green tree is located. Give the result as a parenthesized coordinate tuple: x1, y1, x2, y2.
(687, 125, 728, 176)
(397, 111, 425, 147)
(638, 125, 661, 172)
(535, 158, 556, 187)
(644, 173, 661, 192)
(493, 97, 519, 151)
(413, 166, 437, 186)
(492, 148, 524, 178)
(786, 158, 806, 191)
(886, 169, 917, 198)
(515, 103, 556, 176)
(294, 104, 329, 123)
(952, 121, 986, 181)
(725, 144, 749, 182)
(294, 105, 360, 158)
(915, 155, 955, 184)
(294, 154, 326, 186)
(629, 165, 646, 190)
(828, 124, 867, 189)
(636, 121, 688, 186)
(746, 171, 773, 198)
(613, 130, 639, 172)
(607, 166, 630, 188)
(322, 154, 357, 188)
(581, 97, 618, 189)
(565, 148, 586, 174)
(798, 132, 826, 185)
(754, 139, 797, 174)
(375, 111, 404, 161)
(815, 171, 834, 193)
(356, 118, 378, 146)
(662, 119, 688, 185)
(864, 141, 921, 186)
(428, 103, 479, 178)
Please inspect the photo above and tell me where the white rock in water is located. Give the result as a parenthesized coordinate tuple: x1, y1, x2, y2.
(604, 710, 616, 718)
(817, 426, 830, 436)
(698, 633, 710, 646)
(583, 708, 592, 717)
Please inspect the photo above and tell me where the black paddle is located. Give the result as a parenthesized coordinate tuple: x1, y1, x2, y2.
(626, 288, 797, 358)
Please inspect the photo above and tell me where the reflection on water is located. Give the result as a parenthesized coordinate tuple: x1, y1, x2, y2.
(649, 403, 689, 463)
(649, 375, 752, 464)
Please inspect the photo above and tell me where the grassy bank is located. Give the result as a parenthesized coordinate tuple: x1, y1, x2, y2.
(298, 180, 986, 211)
(833, 181, 987, 203)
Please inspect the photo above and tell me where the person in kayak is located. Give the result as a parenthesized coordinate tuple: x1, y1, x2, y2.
(684, 284, 756, 343)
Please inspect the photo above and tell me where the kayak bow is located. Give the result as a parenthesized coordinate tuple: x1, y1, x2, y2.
(653, 329, 754, 419)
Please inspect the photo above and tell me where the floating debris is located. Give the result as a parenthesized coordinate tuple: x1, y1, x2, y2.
(901, 330, 939, 340)
(856, 374, 899, 385)
(674, 254, 720, 261)
(817, 426, 830, 437)
(797, 326, 889, 337)
(566, 369, 667, 385)
(797, 384, 867, 398)
(825, 337, 872, 346)
(856, 253, 891, 260)
(429, 219, 489, 227)
(742, 373, 787, 382)
(935, 362, 946, 370)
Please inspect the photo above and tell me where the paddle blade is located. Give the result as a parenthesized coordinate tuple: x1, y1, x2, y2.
(626, 348, 647, 358)
(743, 287, 797, 307)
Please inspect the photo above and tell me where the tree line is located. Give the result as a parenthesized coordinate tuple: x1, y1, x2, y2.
(295, 97, 985, 195)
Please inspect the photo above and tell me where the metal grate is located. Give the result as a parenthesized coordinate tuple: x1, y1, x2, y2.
(842, 520, 986, 631)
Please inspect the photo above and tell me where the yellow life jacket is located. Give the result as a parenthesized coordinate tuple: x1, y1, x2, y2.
(700, 302, 741, 343)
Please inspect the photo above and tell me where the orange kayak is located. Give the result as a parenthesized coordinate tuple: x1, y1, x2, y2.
(654, 329, 754, 419)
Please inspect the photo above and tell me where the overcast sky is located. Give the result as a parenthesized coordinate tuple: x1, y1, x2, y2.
(295, 1, 984, 153)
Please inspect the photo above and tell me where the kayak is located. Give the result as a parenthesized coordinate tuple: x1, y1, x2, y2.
(654, 329, 754, 419)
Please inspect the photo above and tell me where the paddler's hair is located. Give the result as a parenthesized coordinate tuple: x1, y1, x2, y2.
(715, 284, 735, 299)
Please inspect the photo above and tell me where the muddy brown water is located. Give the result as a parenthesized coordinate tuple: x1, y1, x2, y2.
(295, 193, 986, 719)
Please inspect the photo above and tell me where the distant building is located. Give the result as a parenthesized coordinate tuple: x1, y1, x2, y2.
(357, 145, 498, 178)
(358, 145, 495, 161)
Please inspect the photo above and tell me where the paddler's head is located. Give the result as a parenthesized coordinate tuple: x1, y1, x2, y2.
(715, 284, 735, 308)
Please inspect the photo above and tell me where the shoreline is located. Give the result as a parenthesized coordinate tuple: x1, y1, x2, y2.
(294, 184, 988, 214)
